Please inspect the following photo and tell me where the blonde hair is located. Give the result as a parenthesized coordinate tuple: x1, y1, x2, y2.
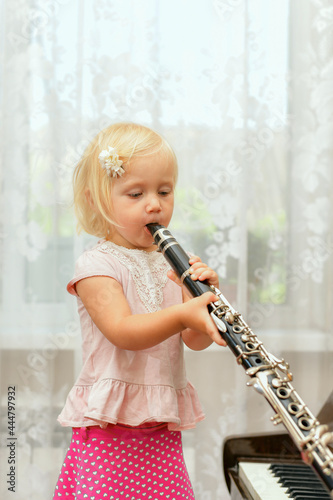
(73, 122, 178, 238)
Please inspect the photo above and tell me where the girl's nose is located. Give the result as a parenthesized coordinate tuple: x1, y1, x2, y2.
(146, 195, 161, 212)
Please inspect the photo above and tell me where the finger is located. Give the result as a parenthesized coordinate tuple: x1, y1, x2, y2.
(200, 295, 227, 346)
(189, 263, 208, 280)
(189, 261, 207, 272)
(189, 265, 208, 278)
(194, 269, 215, 282)
(200, 291, 218, 305)
(189, 255, 201, 265)
(210, 328, 227, 346)
(206, 313, 227, 346)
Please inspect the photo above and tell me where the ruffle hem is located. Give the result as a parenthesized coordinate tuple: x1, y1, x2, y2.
(57, 378, 205, 431)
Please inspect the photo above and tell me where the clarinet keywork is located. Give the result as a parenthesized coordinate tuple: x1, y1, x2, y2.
(147, 223, 333, 496)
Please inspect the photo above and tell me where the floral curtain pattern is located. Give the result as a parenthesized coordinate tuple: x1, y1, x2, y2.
(1, 1, 333, 498)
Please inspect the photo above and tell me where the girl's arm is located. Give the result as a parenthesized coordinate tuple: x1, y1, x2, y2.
(75, 276, 225, 351)
(168, 255, 224, 351)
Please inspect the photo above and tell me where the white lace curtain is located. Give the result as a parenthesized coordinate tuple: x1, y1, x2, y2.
(1, 1, 333, 498)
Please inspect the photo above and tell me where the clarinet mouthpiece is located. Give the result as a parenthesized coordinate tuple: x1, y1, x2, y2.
(146, 223, 164, 236)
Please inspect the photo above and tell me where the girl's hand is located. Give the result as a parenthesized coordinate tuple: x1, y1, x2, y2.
(180, 292, 226, 347)
(188, 255, 219, 288)
(167, 256, 219, 290)
(167, 258, 225, 349)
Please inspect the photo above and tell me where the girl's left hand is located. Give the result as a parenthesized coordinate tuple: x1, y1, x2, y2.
(168, 255, 219, 290)
(188, 255, 219, 288)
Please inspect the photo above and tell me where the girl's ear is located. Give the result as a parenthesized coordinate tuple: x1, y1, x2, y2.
(85, 188, 95, 209)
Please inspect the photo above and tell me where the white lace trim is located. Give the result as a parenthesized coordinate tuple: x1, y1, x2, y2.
(98, 241, 170, 313)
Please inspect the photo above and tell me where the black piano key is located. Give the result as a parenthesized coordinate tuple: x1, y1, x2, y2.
(278, 476, 323, 484)
(290, 493, 330, 500)
(287, 487, 328, 496)
(269, 463, 331, 499)
(287, 489, 329, 497)
(282, 478, 326, 488)
(272, 466, 318, 476)
(270, 463, 317, 475)
(276, 470, 311, 477)
(270, 463, 310, 470)
(273, 471, 325, 487)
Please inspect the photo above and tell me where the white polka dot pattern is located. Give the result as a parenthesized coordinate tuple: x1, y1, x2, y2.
(53, 425, 194, 499)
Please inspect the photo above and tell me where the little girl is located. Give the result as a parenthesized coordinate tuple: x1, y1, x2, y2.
(53, 122, 225, 499)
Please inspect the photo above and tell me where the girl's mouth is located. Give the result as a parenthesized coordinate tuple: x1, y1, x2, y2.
(144, 224, 157, 236)
(144, 222, 161, 237)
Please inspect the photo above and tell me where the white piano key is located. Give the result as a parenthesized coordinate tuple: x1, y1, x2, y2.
(239, 462, 290, 500)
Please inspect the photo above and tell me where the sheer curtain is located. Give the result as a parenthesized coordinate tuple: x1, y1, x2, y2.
(1, 1, 333, 498)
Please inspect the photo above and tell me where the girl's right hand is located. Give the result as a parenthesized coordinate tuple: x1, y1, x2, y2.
(180, 292, 226, 347)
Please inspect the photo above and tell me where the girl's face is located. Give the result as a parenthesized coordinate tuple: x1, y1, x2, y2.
(109, 152, 175, 251)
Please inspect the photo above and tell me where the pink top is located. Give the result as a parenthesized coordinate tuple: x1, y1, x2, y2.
(57, 240, 205, 431)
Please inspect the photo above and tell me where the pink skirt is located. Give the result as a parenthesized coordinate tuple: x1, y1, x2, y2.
(53, 423, 195, 499)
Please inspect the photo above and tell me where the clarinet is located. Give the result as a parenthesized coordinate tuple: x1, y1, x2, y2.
(147, 223, 333, 496)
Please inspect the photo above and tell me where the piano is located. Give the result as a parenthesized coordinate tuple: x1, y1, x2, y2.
(223, 391, 333, 499)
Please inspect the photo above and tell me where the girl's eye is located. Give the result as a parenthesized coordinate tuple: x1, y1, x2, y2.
(128, 192, 142, 198)
(159, 190, 171, 196)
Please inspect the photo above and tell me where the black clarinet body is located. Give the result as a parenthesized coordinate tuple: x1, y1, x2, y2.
(147, 224, 258, 366)
(147, 223, 333, 496)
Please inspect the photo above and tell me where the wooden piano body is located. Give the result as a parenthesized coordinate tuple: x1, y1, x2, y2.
(223, 391, 333, 499)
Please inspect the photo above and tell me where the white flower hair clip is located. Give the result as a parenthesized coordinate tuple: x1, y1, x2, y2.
(98, 146, 125, 178)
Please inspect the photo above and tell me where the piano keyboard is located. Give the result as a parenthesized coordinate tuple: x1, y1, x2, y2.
(239, 461, 331, 499)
